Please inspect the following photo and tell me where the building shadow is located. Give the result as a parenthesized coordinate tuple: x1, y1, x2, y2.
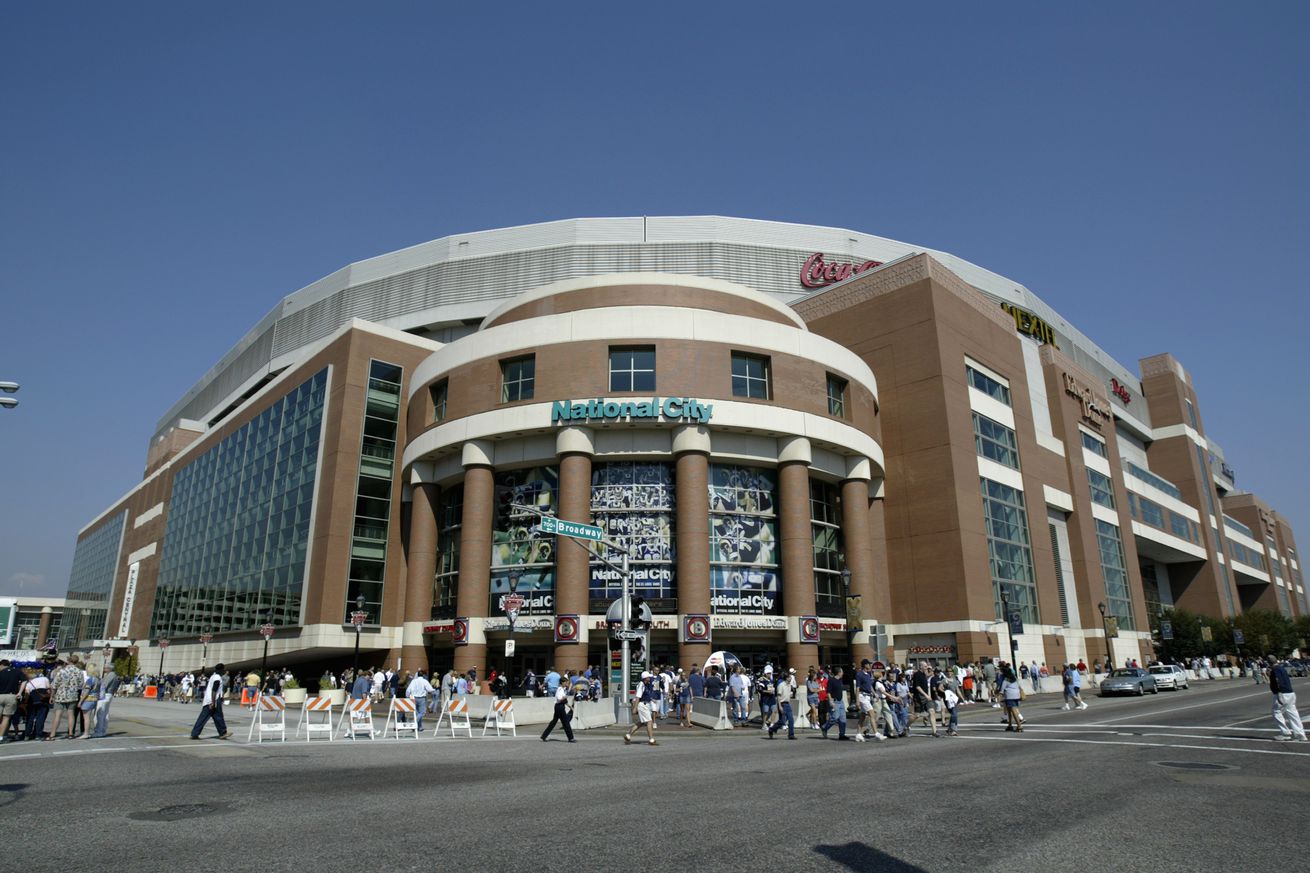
(814, 842, 927, 872)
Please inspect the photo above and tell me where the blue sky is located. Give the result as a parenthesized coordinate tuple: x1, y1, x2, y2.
(2, 3, 1307, 598)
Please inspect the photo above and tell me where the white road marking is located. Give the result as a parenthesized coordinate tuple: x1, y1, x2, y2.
(1088, 690, 1270, 723)
(957, 733, 1310, 757)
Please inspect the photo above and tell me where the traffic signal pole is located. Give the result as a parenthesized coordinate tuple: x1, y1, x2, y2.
(511, 503, 637, 726)
(620, 552, 631, 727)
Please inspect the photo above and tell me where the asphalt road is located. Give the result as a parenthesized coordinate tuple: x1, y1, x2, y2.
(2, 678, 1305, 873)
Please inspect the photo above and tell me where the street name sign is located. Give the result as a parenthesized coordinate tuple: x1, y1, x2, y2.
(539, 516, 603, 542)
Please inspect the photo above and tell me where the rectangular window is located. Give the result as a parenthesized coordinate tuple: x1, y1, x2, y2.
(966, 364, 1011, 405)
(1080, 431, 1108, 458)
(501, 355, 535, 402)
(430, 380, 448, 422)
(1095, 519, 1136, 630)
(731, 352, 771, 400)
(980, 478, 1039, 625)
(810, 479, 845, 617)
(1138, 497, 1166, 529)
(609, 347, 656, 393)
(1168, 512, 1194, 542)
(1087, 469, 1116, 510)
(1185, 397, 1198, 429)
(826, 374, 847, 418)
(1049, 523, 1070, 626)
(973, 412, 1021, 470)
(709, 465, 780, 615)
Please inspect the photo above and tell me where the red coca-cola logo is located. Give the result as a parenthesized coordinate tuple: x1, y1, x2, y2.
(800, 252, 884, 289)
(1110, 378, 1131, 405)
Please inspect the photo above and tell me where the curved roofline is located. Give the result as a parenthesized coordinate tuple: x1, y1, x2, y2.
(478, 271, 808, 331)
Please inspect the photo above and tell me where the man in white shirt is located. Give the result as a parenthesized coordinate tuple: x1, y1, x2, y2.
(540, 674, 576, 743)
(189, 664, 232, 740)
(371, 669, 386, 701)
(766, 668, 796, 739)
(405, 671, 436, 732)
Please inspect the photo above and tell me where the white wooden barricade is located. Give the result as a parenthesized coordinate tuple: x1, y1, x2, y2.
(297, 695, 336, 740)
(247, 694, 287, 742)
(434, 697, 472, 737)
(481, 698, 517, 737)
(384, 698, 419, 739)
(336, 697, 376, 739)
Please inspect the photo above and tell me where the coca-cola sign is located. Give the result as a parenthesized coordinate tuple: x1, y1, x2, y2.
(800, 252, 884, 289)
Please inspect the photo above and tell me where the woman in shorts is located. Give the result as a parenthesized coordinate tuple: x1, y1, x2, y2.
(805, 668, 820, 729)
(1000, 667, 1024, 732)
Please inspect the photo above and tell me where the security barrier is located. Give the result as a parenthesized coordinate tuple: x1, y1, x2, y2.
(434, 697, 472, 738)
(481, 698, 517, 737)
(689, 696, 734, 730)
(297, 695, 336, 741)
(247, 694, 287, 742)
(337, 697, 376, 740)
(384, 698, 419, 739)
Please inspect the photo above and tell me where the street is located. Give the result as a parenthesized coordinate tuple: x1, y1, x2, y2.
(2, 678, 1305, 873)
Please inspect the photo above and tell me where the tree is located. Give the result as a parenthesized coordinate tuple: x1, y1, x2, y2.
(1152, 607, 1232, 662)
(1232, 610, 1296, 658)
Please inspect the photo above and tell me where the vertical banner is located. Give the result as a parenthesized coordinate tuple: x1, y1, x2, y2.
(117, 562, 140, 638)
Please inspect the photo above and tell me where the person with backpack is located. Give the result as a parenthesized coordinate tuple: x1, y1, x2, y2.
(22, 667, 51, 740)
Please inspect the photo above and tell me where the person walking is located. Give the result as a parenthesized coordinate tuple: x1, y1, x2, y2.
(351, 668, 372, 701)
(406, 670, 435, 732)
(820, 667, 849, 740)
(540, 676, 576, 743)
(190, 664, 232, 740)
(767, 669, 796, 739)
(1070, 665, 1088, 710)
(728, 666, 746, 726)
(1266, 656, 1307, 742)
(623, 672, 658, 746)
(1000, 667, 1024, 732)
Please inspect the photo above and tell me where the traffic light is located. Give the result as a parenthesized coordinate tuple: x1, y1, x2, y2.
(629, 596, 653, 630)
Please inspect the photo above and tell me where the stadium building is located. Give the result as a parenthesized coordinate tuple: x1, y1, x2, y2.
(59, 217, 1305, 679)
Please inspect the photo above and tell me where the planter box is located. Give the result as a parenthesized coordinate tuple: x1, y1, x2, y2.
(283, 687, 308, 705)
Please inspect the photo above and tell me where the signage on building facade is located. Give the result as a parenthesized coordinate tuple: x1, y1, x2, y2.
(1062, 372, 1113, 429)
(908, 645, 956, 655)
(1109, 378, 1132, 405)
(117, 562, 140, 638)
(799, 252, 884, 289)
(710, 591, 778, 613)
(552, 397, 713, 425)
(710, 615, 788, 631)
(999, 302, 1059, 348)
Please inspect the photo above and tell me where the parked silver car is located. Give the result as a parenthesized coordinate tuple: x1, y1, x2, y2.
(1099, 668, 1158, 696)
(1149, 664, 1190, 690)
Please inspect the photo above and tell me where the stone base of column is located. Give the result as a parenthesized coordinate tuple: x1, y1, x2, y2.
(554, 645, 588, 676)
(787, 643, 820, 675)
(399, 645, 429, 675)
(454, 644, 486, 678)
(678, 642, 711, 671)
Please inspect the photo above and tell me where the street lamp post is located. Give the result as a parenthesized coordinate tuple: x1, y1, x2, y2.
(157, 638, 170, 700)
(1000, 590, 1014, 670)
(351, 595, 367, 682)
(841, 568, 854, 669)
(259, 621, 274, 690)
(199, 632, 213, 669)
(504, 570, 522, 690)
(1097, 602, 1114, 670)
